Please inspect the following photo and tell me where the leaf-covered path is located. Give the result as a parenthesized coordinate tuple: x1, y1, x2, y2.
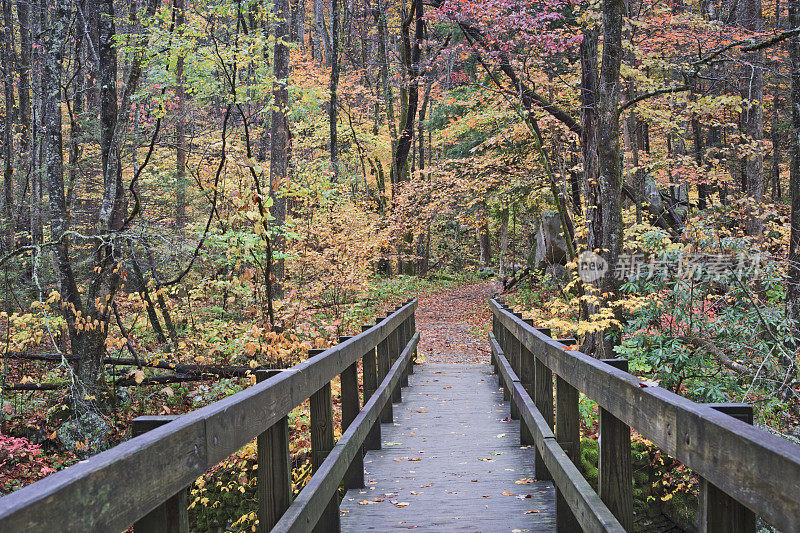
(414, 281, 495, 364)
(339, 364, 555, 531)
(340, 282, 556, 531)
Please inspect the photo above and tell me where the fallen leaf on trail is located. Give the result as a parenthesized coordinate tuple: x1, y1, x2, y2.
(420, 483, 432, 487)
(496, 433, 506, 438)
(502, 491, 515, 496)
(395, 502, 410, 508)
(408, 457, 421, 461)
(525, 510, 540, 514)
(515, 478, 535, 484)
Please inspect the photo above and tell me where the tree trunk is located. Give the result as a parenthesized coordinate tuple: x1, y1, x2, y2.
(478, 202, 491, 266)
(787, 0, 800, 336)
(498, 207, 509, 279)
(1, 0, 15, 251)
(174, 0, 188, 231)
(329, 0, 339, 180)
(739, 0, 765, 236)
(395, 0, 423, 182)
(581, 0, 625, 359)
(270, 0, 291, 297)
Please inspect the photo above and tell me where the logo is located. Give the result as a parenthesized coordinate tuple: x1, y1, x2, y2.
(578, 251, 608, 283)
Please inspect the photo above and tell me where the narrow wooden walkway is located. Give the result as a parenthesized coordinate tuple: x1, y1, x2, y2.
(340, 363, 556, 531)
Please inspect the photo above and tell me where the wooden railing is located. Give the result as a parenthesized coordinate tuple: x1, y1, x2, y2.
(0, 299, 418, 533)
(490, 298, 800, 533)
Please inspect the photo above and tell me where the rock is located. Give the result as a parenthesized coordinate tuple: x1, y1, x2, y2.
(533, 213, 568, 269)
(57, 411, 112, 459)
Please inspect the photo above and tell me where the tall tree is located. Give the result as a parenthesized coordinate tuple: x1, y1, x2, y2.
(394, 0, 424, 182)
(1, 0, 15, 251)
(329, 0, 340, 179)
(787, 0, 800, 335)
(739, 0, 765, 236)
(270, 0, 291, 296)
(174, 0, 188, 231)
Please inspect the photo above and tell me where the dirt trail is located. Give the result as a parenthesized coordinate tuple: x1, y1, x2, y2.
(414, 280, 496, 364)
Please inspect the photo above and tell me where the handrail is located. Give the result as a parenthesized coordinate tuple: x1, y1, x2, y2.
(489, 333, 625, 533)
(491, 298, 800, 533)
(275, 332, 419, 532)
(0, 299, 418, 532)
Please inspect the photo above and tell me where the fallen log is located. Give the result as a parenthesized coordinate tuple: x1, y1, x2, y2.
(1, 352, 254, 377)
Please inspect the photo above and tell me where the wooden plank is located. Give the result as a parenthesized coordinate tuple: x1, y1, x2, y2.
(339, 337, 364, 490)
(699, 404, 755, 533)
(131, 416, 188, 533)
(361, 325, 381, 451)
(491, 299, 800, 532)
(255, 370, 290, 532)
(341, 363, 555, 532)
(274, 334, 419, 533)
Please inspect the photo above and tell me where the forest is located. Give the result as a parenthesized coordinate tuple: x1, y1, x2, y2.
(0, 0, 799, 530)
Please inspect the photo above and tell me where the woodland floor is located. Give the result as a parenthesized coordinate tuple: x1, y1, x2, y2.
(414, 280, 497, 364)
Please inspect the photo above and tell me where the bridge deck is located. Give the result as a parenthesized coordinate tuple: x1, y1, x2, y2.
(340, 363, 556, 532)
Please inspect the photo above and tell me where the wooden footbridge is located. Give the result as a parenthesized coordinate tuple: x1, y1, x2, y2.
(1, 298, 800, 532)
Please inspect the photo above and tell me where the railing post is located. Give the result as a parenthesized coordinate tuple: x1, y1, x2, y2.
(408, 308, 416, 374)
(308, 349, 340, 532)
(399, 313, 410, 387)
(131, 416, 188, 533)
(362, 324, 381, 450)
(699, 404, 756, 533)
(338, 336, 364, 490)
(491, 310, 498, 371)
(599, 358, 634, 532)
(499, 321, 511, 402)
(255, 370, 291, 533)
(377, 317, 393, 423)
(533, 327, 553, 481)
(519, 319, 536, 446)
(509, 313, 523, 421)
(388, 312, 402, 403)
(554, 340, 580, 532)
